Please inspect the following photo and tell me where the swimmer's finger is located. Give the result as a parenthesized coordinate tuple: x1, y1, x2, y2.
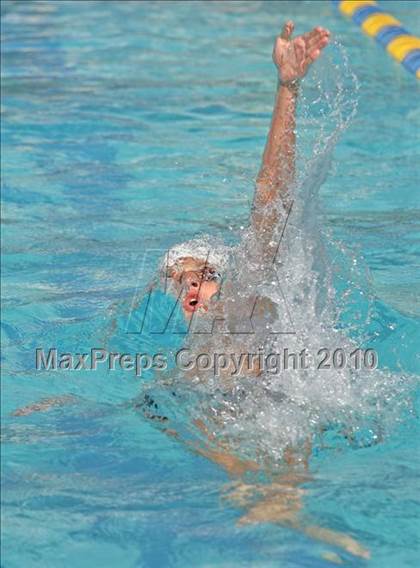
(313, 35, 330, 53)
(294, 38, 306, 72)
(306, 28, 330, 51)
(304, 49, 321, 69)
(305, 35, 329, 67)
(302, 26, 325, 47)
(281, 20, 294, 40)
(302, 28, 319, 43)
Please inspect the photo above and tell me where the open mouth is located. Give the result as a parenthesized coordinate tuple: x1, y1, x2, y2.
(183, 292, 207, 314)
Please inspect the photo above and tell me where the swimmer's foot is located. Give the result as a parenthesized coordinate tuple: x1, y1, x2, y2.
(238, 507, 370, 560)
(304, 525, 371, 560)
(227, 482, 369, 560)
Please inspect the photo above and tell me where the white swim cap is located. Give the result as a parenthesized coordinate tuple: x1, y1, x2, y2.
(161, 236, 230, 275)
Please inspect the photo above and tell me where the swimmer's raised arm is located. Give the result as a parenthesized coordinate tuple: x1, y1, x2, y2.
(251, 22, 329, 236)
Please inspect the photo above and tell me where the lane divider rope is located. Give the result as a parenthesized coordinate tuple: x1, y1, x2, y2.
(332, 0, 420, 78)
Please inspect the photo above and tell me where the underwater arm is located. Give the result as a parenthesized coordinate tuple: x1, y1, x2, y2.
(251, 22, 330, 236)
(12, 395, 78, 416)
(138, 395, 260, 476)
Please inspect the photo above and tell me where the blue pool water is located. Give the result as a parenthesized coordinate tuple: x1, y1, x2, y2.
(1, 1, 419, 567)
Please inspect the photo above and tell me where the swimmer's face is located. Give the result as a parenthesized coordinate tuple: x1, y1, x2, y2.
(168, 257, 221, 317)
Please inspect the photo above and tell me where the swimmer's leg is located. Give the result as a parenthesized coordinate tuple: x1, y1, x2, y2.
(226, 473, 370, 560)
(303, 525, 370, 560)
(224, 469, 308, 524)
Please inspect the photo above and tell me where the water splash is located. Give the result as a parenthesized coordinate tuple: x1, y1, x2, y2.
(138, 41, 416, 467)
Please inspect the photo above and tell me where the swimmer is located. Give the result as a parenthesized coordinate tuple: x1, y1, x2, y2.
(165, 21, 330, 320)
(14, 22, 370, 559)
(149, 21, 367, 558)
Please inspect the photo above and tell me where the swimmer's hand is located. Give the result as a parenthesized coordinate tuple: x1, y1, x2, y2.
(273, 21, 330, 85)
